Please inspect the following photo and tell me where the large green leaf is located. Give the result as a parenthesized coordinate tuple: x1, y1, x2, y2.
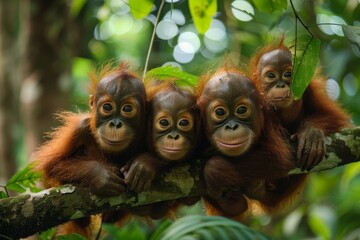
(146, 66, 199, 87)
(189, 0, 217, 34)
(151, 215, 270, 240)
(342, 25, 360, 53)
(6, 162, 42, 193)
(129, 0, 154, 19)
(291, 35, 321, 99)
(252, 0, 287, 12)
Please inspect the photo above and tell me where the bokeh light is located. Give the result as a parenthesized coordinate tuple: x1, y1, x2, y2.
(178, 32, 201, 53)
(173, 42, 195, 63)
(326, 78, 341, 100)
(94, 21, 112, 40)
(156, 19, 179, 40)
(231, 0, 254, 22)
(108, 14, 134, 36)
(343, 73, 358, 96)
(204, 19, 228, 53)
(164, 9, 186, 26)
(109, 0, 130, 15)
(317, 14, 346, 36)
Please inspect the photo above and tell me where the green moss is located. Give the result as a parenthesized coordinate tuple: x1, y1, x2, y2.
(337, 133, 360, 159)
(70, 210, 85, 219)
(163, 165, 194, 195)
(21, 202, 34, 217)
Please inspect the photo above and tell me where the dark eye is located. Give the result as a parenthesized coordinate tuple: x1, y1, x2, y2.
(283, 71, 292, 78)
(179, 119, 189, 126)
(215, 108, 226, 116)
(102, 103, 113, 112)
(266, 72, 276, 78)
(237, 106, 247, 114)
(159, 119, 170, 127)
(122, 104, 133, 112)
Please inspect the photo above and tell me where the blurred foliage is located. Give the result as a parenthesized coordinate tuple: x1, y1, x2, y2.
(3, 0, 358, 239)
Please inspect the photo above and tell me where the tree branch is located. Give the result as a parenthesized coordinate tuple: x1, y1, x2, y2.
(1, 127, 359, 239)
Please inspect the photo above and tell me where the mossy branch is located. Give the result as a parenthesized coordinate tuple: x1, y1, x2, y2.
(1, 127, 359, 239)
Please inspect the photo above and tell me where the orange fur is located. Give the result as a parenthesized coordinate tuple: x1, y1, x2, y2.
(302, 74, 351, 133)
(199, 61, 294, 219)
(248, 39, 351, 217)
(128, 78, 201, 219)
(33, 63, 147, 239)
(88, 61, 140, 95)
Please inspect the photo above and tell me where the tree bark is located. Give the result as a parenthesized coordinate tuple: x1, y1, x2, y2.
(1, 127, 360, 238)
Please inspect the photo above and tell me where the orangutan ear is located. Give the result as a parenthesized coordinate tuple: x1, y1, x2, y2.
(89, 95, 94, 109)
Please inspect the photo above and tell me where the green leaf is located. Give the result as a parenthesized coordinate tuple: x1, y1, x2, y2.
(291, 35, 321, 99)
(129, 0, 154, 19)
(69, 0, 87, 17)
(150, 220, 172, 240)
(0, 190, 8, 199)
(252, 0, 273, 12)
(57, 234, 87, 240)
(146, 66, 199, 87)
(102, 222, 147, 240)
(152, 215, 270, 240)
(308, 208, 333, 239)
(342, 25, 360, 53)
(39, 227, 56, 240)
(6, 162, 42, 193)
(189, 0, 217, 34)
(272, 0, 287, 11)
(252, 0, 287, 12)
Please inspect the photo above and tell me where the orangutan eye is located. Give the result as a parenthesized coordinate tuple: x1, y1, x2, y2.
(266, 72, 276, 78)
(102, 103, 113, 112)
(215, 107, 226, 116)
(236, 106, 247, 114)
(283, 71, 292, 78)
(235, 102, 251, 119)
(179, 119, 189, 126)
(122, 104, 133, 112)
(160, 119, 170, 127)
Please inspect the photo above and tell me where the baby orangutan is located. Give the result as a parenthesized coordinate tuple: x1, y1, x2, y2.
(34, 63, 147, 238)
(197, 65, 294, 218)
(120, 79, 201, 219)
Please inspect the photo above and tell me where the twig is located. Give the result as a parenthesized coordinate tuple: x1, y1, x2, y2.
(143, 0, 166, 79)
(289, 0, 316, 38)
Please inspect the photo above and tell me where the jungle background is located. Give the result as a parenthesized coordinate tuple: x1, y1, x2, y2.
(0, 0, 360, 239)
